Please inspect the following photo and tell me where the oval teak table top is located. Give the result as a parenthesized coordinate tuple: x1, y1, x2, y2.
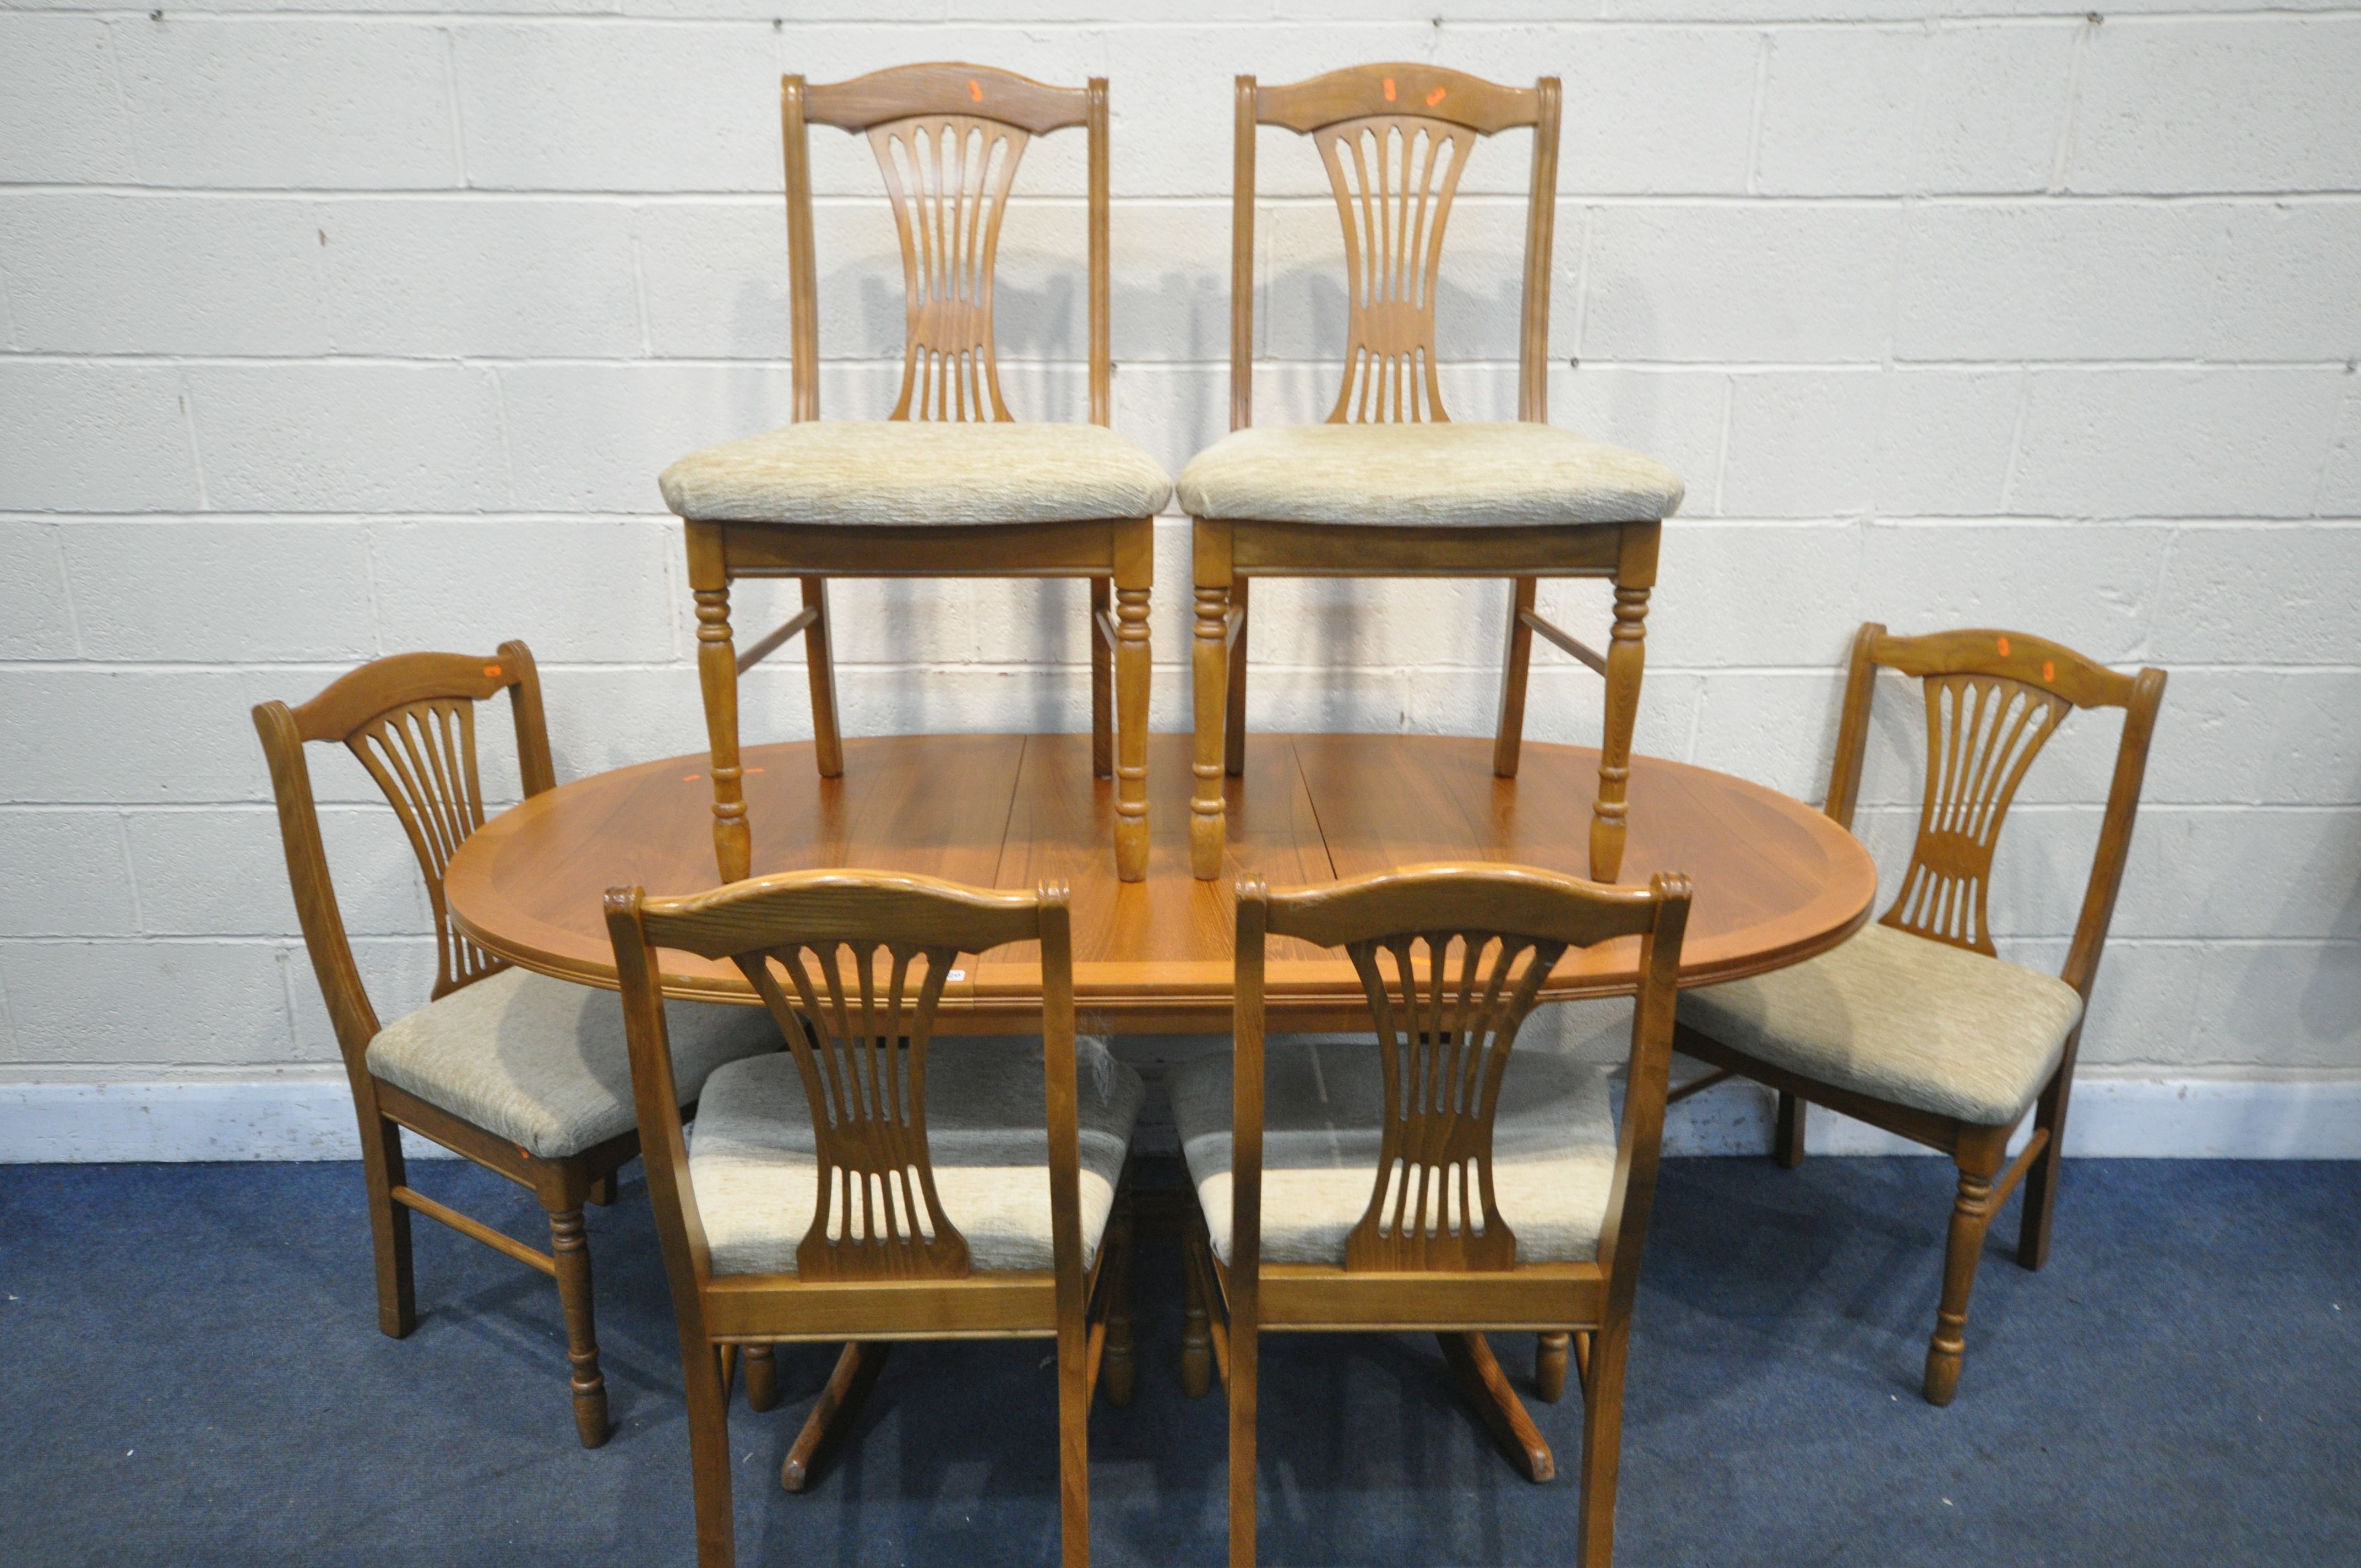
(446, 732, 1876, 1031)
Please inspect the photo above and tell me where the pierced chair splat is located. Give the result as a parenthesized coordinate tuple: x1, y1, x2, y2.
(660, 63, 1172, 888)
(606, 868, 1144, 1568)
(1177, 64, 1685, 884)
(254, 644, 776, 1449)
(1174, 862, 1693, 1568)
(1675, 623, 2167, 1404)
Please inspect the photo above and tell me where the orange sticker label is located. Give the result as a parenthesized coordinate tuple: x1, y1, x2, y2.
(1383, 77, 1396, 101)
(1426, 86, 1447, 107)
(483, 664, 501, 677)
(967, 78, 983, 102)
(1996, 635, 2011, 657)
(683, 773, 701, 783)
(2043, 660, 2055, 682)
(744, 766, 764, 775)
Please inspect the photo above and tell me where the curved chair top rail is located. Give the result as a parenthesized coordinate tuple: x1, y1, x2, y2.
(798, 62, 1096, 137)
(283, 644, 542, 749)
(1252, 62, 1547, 137)
(1249, 861, 1680, 953)
(625, 867, 1060, 960)
(1868, 625, 2148, 713)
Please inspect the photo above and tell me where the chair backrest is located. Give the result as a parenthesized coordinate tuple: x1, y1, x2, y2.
(1822, 623, 2167, 1000)
(606, 870, 1081, 1292)
(1234, 864, 1689, 1289)
(253, 643, 556, 1065)
(784, 63, 1109, 427)
(1230, 64, 1562, 430)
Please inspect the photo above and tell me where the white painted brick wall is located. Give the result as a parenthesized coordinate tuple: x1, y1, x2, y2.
(2, 3, 2354, 1124)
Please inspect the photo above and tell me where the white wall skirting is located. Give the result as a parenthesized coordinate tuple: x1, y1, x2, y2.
(3, 1069, 2357, 1164)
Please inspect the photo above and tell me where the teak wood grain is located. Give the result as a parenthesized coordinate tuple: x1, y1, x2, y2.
(1192, 64, 1661, 886)
(607, 869, 1131, 1568)
(683, 62, 1150, 894)
(445, 732, 1876, 1033)
(254, 642, 627, 1450)
(1673, 623, 2167, 1407)
(1184, 863, 1692, 1568)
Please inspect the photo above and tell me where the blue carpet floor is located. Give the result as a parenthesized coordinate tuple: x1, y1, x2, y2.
(2, 1156, 2354, 1566)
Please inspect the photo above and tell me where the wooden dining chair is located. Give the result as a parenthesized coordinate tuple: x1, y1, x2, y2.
(661, 63, 1171, 890)
(1675, 623, 2167, 1404)
(604, 868, 1144, 1568)
(254, 644, 777, 1447)
(1178, 64, 1685, 885)
(1172, 863, 1691, 1568)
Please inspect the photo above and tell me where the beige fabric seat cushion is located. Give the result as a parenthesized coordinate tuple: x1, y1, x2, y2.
(1678, 922, 2085, 1128)
(366, 967, 777, 1160)
(1169, 1037, 1620, 1268)
(689, 1039, 1145, 1277)
(659, 421, 1173, 525)
(1175, 422, 1684, 527)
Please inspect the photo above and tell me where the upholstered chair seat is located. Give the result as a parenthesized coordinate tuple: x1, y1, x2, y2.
(688, 1039, 1146, 1276)
(660, 421, 1172, 526)
(1680, 923, 2085, 1128)
(367, 968, 777, 1160)
(1176, 423, 1684, 527)
(1168, 1036, 1621, 1267)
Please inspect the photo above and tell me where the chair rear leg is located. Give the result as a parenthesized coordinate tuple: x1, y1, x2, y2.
(1058, 1293, 1093, 1568)
(1228, 1309, 1257, 1568)
(1090, 575, 1114, 780)
(546, 1204, 611, 1447)
(1224, 576, 1249, 777)
(359, 1108, 416, 1337)
(2017, 1072, 2072, 1270)
(586, 1169, 618, 1206)
(1924, 1165, 1996, 1406)
(686, 1343, 737, 1568)
(1774, 1092, 1807, 1169)
(800, 576, 844, 781)
(1493, 576, 1537, 778)
(1575, 1317, 1632, 1568)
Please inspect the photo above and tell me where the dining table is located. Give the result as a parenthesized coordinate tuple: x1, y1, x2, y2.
(445, 731, 1878, 1031)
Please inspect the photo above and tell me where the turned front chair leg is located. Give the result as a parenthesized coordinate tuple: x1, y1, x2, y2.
(1179, 1221, 1212, 1399)
(1591, 522, 1660, 885)
(1534, 1330, 1569, 1403)
(1925, 1164, 1998, 1406)
(547, 1205, 611, 1448)
(800, 576, 843, 781)
(1101, 1185, 1138, 1407)
(1114, 521, 1154, 883)
(1090, 575, 1114, 781)
(743, 1343, 779, 1412)
(687, 523, 750, 884)
(1190, 524, 1234, 881)
(358, 1104, 416, 1338)
(1591, 582, 1650, 885)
